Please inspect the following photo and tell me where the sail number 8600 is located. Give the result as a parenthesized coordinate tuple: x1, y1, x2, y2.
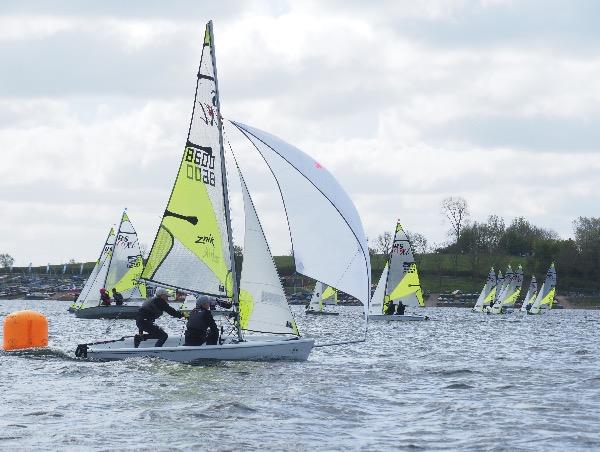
(185, 147, 216, 187)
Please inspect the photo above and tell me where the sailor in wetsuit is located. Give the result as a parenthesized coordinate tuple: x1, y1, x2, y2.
(395, 301, 406, 315)
(184, 295, 219, 346)
(112, 288, 124, 306)
(384, 300, 396, 315)
(134, 287, 183, 348)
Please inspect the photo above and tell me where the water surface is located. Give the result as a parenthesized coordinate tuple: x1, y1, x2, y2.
(1, 300, 599, 450)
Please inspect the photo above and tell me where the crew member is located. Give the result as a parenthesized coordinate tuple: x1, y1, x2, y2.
(99, 288, 111, 306)
(395, 301, 406, 315)
(184, 295, 219, 346)
(384, 300, 395, 315)
(134, 287, 183, 348)
(112, 288, 124, 306)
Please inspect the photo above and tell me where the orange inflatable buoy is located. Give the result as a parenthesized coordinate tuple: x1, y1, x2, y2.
(3, 310, 48, 351)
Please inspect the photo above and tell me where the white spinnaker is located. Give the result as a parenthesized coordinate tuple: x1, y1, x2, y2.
(308, 282, 324, 312)
(520, 275, 538, 312)
(473, 267, 495, 312)
(239, 173, 297, 335)
(78, 229, 116, 308)
(231, 121, 371, 318)
(369, 263, 389, 315)
(105, 212, 146, 299)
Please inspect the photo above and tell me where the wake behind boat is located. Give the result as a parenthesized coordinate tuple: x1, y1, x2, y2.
(76, 21, 371, 363)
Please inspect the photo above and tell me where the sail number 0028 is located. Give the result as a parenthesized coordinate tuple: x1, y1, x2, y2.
(185, 147, 216, 187)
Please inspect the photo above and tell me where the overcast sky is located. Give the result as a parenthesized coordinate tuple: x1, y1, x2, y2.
(1, 0, 599, 266)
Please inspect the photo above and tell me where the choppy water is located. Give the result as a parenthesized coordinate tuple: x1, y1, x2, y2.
(1, 300, 600, 451)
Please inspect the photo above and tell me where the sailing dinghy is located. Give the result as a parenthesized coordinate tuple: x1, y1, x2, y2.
(520, 275, 538, 312)
(76, 21, 371, 363)
(487, 265, 523, 314)
(368, 221, 428, 321)
(528, 263, 556, 315)
(472, 267, 496, 312)
(306, 282, 339, 315)
(74, 210, 147, 319)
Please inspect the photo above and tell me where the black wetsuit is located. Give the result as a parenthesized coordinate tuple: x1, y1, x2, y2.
(113, 292, 124, 306)
(135, 296, 183, 347)
(385, 302, 395, 315)
(395, 303, 406, 315)
(184, 307, 219, 346)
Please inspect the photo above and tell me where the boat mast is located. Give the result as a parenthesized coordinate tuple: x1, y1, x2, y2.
(208, 21, 243, 342)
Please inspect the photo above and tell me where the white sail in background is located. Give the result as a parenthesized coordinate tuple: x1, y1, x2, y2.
(382, 221, 423, 311)
(500, 265, 523, 306)
(529, 263, 557, 314)
(496, 265, 513, 302)
(105, 211, 147, 299)
(142, 25, 234, 298)
(231, 121, 371, 317)
(520, 275, 538, 312)
(473, 267, 496, 312)
(369, 263, 389, 315)
(238, 173, 298, 335)
(76, 228, 116, 308)
(308, 281, 325, 312)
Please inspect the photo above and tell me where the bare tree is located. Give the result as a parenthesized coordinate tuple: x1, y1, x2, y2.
(376, 231, 393, 255)
(0, 253, 15, 268)
(441, 196, 470, 245)
(406, 231, 428, 255)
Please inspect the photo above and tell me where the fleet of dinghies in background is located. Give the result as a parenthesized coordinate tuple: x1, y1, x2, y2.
(63, 20, 560, 365)
(472, 263, 556, 315)
(69, 210, 147, 319)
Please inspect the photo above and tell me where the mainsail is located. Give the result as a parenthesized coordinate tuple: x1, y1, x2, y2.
(231, 121, 371, 317)
(500, 265, 523, 306)
(382, 221, 424, 312)
(105, 211, 147, 299)
(520, 275, 538, 312)
(529, 263, 556, 314)
(238, 172, 298, 335)
(307, 282, 338, 313)
(472, 267, 495, 312)
(142, 23, 235, 299)
(75, 227, 115, 307)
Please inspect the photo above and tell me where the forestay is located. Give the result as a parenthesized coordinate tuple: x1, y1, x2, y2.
(142, 25, 234, 298)
(76, 227, 115, 307)
(383, 221, 424, 310)
(231, 121, 371, 316)
(105, 211, 147, 299)
(238, 173, 298, 335)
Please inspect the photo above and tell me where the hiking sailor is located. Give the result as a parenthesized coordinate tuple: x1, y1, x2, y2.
(134, 287, 183, 348)
(184, 295, 219, 346)
(112, 288, 124, 306)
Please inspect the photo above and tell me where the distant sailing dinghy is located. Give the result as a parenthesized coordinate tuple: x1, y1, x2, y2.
(306, 282, 339, 316)
(76, 21, 371, 363)
(520, 275, 538, 312)
(528, 263, 556, 315)
(472, 267, 496, 313)
(487, 265, 523, 314)
(74, 211, 147, 319)
(368, 221, 428, 321)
